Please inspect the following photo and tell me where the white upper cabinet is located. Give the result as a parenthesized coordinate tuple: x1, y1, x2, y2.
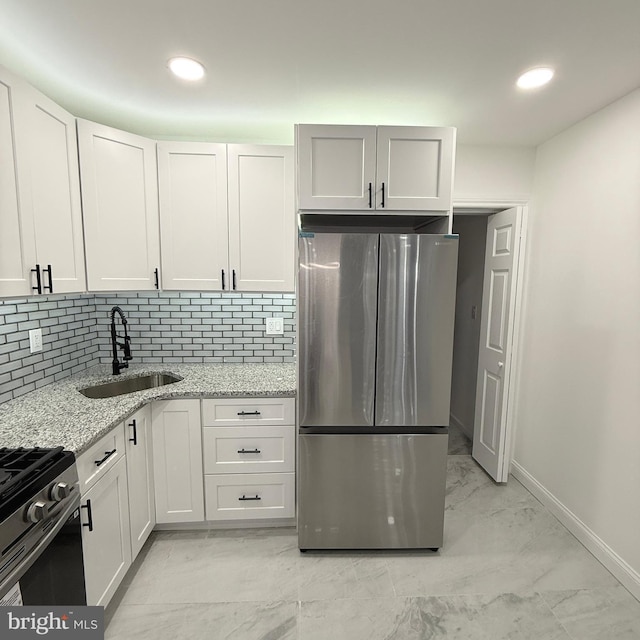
(0, 66, 85, 296)
(0, 67, 35, 297)
(78, 119, 160, 291)
(157, 142, 295, 293)
(297, 124, 456, 213)
(158, 142, 229, 291)
(375, 126, 455, 212)
(228, 145, 295, 292)
(297, 125, 377, 211)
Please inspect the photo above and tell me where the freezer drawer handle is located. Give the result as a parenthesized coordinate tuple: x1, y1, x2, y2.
(237, 411, 261, 416)
(238, 495, 261, 501)
(237, 448, 261, 454)
(95, 449, 117, 467)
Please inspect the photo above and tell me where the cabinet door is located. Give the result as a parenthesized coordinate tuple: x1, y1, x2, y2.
(375, 126, 455, 212)
(151, 399, 204, 523)
(297, 125, 376, 210)
(78, 119, 160, 291)
(124, 405, 155, 559)
(0, 67, 36, 296)
(81, 456, 132, 607)
(158, 142, 229, 291)
(228, 145, 295, 291)
(14, 87, 86, 293)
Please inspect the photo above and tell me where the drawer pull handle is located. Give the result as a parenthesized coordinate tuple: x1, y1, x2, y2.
(95, 449, 117, 467)
(238, 495, 261, 501)
(237, 411, 261, 416)
(128, 419, 138, 446)
(237, 448, 261, 454)
(81, 499, 94, 532)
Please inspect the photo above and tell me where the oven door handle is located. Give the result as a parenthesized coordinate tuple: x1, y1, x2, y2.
(0, 493, 81, 601)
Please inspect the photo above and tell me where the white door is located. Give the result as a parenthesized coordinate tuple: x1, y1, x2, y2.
(124, 405, 155, 559)
(376, 126, 455, 212)
(152, 399, 204, 523)
(227, 145, 295, 291)
(78, 119, 160, 291)
(157, 142, 229, 290)
(297, 124, 377, 210)
(472, 207, 523, 482)
(16, 87, 86, 293)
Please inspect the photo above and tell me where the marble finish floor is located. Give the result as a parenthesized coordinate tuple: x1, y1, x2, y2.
(105, 456, 640, 639)
(447, 421, 472, 455)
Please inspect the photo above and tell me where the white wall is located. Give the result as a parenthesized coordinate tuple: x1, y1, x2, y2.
(450, 216, 487, 436)
(512, 88, 640, 596)
(454, 145, 536, 204)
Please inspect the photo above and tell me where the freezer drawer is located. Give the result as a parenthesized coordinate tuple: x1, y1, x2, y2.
(298, 432, 448, 549)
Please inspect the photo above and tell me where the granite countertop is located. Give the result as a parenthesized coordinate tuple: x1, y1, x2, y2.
(0, 363, 296, 454)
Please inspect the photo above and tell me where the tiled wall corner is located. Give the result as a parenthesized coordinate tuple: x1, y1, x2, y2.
(0, 294, 99, 404)
(94, 291, 296, 364)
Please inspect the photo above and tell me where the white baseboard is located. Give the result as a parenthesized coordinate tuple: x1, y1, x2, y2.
(511, 461, 640, 602)
(449, 412, 473, 439)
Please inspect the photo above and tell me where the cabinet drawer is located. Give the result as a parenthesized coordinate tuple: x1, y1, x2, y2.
(202, 398, 295, 427)
(77, 424, 126, 493)
(205, 473, 294, 521)
(203, 426, 294, 474)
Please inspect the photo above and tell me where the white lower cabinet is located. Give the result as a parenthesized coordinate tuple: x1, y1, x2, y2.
(152, 399, 204, 523)
(202, 397, 295, 523)
(78, 408, 155, 607)
(125, 404, 155, 558)
(80, 455, 131, 607)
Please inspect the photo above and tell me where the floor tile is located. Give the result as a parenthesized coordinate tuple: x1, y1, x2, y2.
(299, 593, 571, 640)
(107, 601, 298, 640)
(540, 585, 640, 639)
(296, 554, 395, 601)
(445, 456, 543, 516)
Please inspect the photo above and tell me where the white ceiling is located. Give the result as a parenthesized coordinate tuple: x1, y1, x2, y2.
(0, 0, 639, 146)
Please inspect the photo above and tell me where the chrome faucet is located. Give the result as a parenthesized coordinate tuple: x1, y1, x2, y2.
(110, 306, 132, 375)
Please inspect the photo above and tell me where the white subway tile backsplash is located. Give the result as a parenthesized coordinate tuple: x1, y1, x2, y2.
(0, 291, 296, 404)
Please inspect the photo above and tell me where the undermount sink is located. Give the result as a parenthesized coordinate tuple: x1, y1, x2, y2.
(79, 373, 182, 399)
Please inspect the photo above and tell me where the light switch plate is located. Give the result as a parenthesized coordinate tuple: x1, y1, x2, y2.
(29, 328, 43, 353)
(265, 317, 284, 335)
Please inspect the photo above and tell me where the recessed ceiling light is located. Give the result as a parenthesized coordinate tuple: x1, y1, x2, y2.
(168, 57, 205, 81)
(516, 67, 554, 89)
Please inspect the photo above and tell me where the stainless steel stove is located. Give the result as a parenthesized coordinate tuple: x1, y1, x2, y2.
(0, 447, 86, 606)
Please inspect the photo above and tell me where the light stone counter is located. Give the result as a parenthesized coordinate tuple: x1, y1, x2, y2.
(0, 363, 296, 454)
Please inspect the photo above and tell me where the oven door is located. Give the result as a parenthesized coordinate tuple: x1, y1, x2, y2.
(0, 494, 86, 606)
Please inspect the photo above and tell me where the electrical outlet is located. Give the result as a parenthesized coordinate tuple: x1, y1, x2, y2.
(265, 317, 284, 335)
(29, 328, 43, 353)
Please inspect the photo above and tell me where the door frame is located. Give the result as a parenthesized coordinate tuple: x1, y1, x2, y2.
(452, 200, 529, 480)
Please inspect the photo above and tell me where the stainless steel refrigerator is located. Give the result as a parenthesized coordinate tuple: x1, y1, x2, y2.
(297, 232, 458, 550)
